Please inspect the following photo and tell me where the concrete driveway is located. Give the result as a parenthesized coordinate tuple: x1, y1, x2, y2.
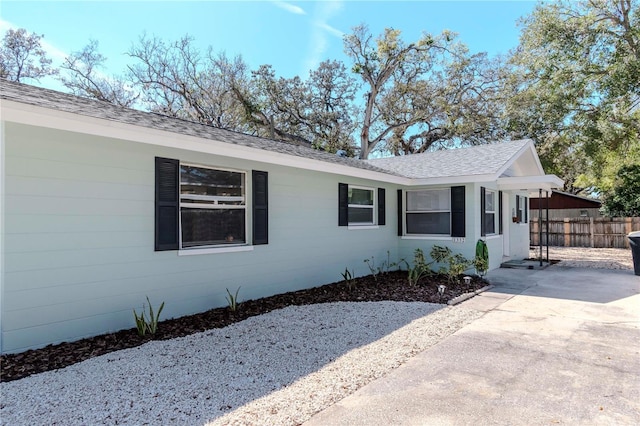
(305, 266, 640, 425)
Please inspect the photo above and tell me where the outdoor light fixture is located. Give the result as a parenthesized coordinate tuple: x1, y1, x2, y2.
(463, 276, 472, 285)
(438, 285, 446, 296)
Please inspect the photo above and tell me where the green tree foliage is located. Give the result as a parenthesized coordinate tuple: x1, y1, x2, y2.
(60, 40, 138, 107)
(601, 164, 640, 217)
(344, 25, 505, 159)
(505, 0, 640, 196)
(126, 35, 357, 152)
(0, 28, 57, 82)
(233, 60, 358, 153)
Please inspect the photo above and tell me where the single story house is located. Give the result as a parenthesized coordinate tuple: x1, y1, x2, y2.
(0, 81, 563, 353)
(529, 190, 602, 219)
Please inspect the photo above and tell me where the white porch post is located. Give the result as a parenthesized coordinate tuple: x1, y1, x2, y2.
(502, 192, 510, 258)
(539, 188, 543, 266)
(0, 121, 5, 353)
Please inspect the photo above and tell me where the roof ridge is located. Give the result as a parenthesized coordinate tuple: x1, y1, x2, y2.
(367, 139, 532, 162)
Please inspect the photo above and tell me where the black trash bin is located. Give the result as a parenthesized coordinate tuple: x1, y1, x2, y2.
(629, 231, 640, 276)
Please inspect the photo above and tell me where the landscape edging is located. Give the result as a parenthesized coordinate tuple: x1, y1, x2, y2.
(447, 284, 494, 306)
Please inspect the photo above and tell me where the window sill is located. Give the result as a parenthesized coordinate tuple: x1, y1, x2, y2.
(485, 235, 501, 240)
(401, 235, 453, 240)
(347, 225, 379, 230)
(178, 245, 254, 256)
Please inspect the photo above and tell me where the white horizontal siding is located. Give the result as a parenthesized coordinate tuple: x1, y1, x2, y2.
(6, 214, 152, 234)
(5, 195, 150, 216)
(2, 122, 400, 353)
(6, 156, 151, 186)
(7, 175, 151, 201)
(5, 230, 149, 253)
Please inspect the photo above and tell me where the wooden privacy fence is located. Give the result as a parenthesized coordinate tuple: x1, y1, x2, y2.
(530, 217, 640, 249)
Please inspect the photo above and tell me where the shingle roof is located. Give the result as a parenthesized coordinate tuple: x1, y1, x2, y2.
(0, 80, 400, 177)
(1, 80, 533, 182)
(366, 140, 532, 179)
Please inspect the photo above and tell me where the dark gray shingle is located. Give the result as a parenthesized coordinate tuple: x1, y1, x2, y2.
(0, 80, 399, 176)
(366, 140, 531, 179)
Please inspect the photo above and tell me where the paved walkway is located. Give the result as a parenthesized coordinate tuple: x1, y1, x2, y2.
(305, 266, 640, 425)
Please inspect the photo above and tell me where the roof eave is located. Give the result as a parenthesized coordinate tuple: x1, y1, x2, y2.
(497, 175, 564, 194)
(1, 99, 412, 185)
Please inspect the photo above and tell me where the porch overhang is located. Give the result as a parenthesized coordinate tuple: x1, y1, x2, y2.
(496, 174, 564, 194)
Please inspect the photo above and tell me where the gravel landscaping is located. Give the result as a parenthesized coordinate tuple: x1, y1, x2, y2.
(529, 246, 634, 270)
(0, 271, 487, 425)
(0, 271, 486, 383)
(0, 302, 481, 425)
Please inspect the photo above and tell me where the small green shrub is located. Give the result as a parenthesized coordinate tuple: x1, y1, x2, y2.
(225, 287, 241, 312)
(364, 256, 379, 281)
(407, 248, 434, 286)
(473, 256, 489, 277)
(429, 245, 452, 264)
(397, 258, 410, 271)
(430, 245, 471, 284)
(383, 250, 399, 273)
(449, 253, 470, 280)
(363, 251, 400, 278)
(133, 296, 165, 336)
(474, 239, 489, 277)
(341, 268, 355, 290)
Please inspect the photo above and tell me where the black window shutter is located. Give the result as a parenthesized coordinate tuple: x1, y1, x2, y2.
(397, 189, 403, 236)
(378, 188, 386, 226)
(516, 195, 521, 222)
(524, 196, 528, 223)
(252, 170, 269, 245)
(498, 190, 503, 235)
(155, 157, 179, 251)
(480, 186, 486, 237)
(338, 183, 348, 226)
(451, 186, 466, 237)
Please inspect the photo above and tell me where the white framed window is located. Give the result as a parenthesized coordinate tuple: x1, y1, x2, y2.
(517, 196, 523, 221)
(179, 163, 247, 248)
(484, 190, 497, 234)
(516, 194, 528, 223)
(406, 188, 451, 235)
(348, 185, 375, 225)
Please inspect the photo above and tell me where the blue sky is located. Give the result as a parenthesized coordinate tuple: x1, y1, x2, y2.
(1, 0, 538, 86)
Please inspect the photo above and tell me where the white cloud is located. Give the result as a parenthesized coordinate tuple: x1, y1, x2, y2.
(304, 0, 344, 73)
(0, 18, 17, 33)
(318, 22, 344, 39)
(39, 39, 69, 64)
(272, 1, 306, 15)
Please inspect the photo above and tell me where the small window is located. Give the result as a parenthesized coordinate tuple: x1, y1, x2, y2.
(180, 164, 246, 247)
(580, 210, 588, 217)
(348, 186, 375, 225)
(517, 195, 525, 223)
(484, 190, 496, 234)
(406, 189, 451, 235)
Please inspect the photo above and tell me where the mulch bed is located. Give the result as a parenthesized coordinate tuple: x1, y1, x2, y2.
(0, 271, 487, 383)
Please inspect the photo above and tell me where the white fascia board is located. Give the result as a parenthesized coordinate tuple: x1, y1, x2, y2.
(494, 139, 545, 178)
(1, 100, 411, 185)
(497, 175, 564, 192)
